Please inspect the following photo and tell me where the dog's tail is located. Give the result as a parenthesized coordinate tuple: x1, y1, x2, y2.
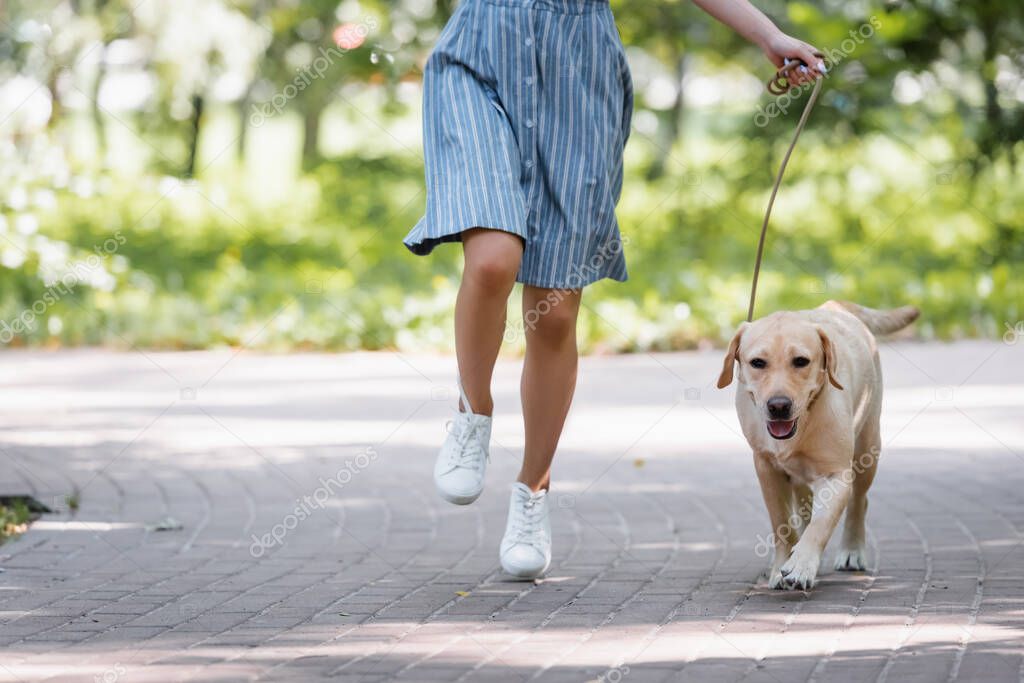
(827, 300, 920, 335)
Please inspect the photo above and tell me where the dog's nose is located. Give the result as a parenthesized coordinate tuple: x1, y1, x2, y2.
(767, 396, 792, 419)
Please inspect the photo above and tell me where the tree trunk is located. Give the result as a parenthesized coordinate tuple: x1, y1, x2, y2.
(647, 54, 686, 181)
(302, 106, 322, 170)
(185, 93, 204, 178)
(236, 87, 252, 164)
(90, 43, 108, 156)
(46, 67, 62, 130)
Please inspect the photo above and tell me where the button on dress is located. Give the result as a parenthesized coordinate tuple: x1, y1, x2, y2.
(403, 0, 633, 289)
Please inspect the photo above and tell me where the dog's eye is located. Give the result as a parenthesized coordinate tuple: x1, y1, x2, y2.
(750, 358, 767, 369)
(792, 356, 811, 368)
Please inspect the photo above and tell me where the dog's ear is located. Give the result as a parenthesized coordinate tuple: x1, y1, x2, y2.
(717, 323, 747, 388)
(817, 327, 844, 390)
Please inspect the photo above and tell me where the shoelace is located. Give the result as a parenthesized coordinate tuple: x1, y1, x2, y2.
(447, 415, 488, 470)
(508, 494, 545, 544)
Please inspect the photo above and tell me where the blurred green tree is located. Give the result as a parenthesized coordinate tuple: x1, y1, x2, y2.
(0, 0, 1020, 350)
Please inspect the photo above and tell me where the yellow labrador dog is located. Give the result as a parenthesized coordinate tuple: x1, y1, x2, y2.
(717, 300, 919, 590)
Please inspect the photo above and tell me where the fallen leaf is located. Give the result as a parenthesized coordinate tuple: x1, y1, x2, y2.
(633, 458, 645, 468)
(338, 611, 351, 617)
(455, 591, 470, 597)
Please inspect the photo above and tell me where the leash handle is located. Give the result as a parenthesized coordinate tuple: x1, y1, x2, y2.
(767, 56, 825, 96)
(747, 59, 825, 323)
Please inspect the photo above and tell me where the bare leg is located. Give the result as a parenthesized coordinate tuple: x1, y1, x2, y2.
(517, 286, 582, 491)
(455, 229, 523, 416)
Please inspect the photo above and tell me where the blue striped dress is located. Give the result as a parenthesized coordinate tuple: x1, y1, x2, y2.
(403, 0, 633, 289)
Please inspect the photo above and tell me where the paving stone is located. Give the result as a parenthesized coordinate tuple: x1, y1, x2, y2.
(0, 344, 1020, 681)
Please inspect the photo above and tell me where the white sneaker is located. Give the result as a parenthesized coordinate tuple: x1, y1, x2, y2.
(500, 482, 552, 579)
(433, 384, 491, 505)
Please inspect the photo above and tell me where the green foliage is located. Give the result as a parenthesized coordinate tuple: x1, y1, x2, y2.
(0, 499, 31, 543)
(0, 0, 1021, 351)
(4, 127, 1020, 351)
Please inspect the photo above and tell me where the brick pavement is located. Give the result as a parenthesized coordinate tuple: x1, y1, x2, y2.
(0, 341, 1021, 682)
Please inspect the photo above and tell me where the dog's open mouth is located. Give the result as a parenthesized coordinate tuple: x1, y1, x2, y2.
(767, 419, 798, 440)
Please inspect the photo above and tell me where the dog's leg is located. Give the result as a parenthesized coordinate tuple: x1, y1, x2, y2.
(836, 440, 879, 571)
(754, 456, 799, 589)
(780, 470, 853, 590)
(793, 484, 813, 538)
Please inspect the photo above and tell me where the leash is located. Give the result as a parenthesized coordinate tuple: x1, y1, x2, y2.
(746, 58, 825, 322)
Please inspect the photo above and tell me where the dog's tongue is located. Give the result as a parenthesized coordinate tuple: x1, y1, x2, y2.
(768, 420, 795, 438)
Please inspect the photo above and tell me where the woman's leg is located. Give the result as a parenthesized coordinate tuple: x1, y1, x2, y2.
(455, 228, 523, 415)
(518, 286, 582, 491)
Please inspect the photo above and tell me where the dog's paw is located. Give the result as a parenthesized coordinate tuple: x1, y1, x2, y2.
(834, 546, 867, 571)
(767, 569, 786, 590)
(779, 550, 820, 590)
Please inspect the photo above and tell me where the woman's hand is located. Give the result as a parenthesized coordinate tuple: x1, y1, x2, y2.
(761, 31, 826, 85)
(689, 0, 827, 85)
